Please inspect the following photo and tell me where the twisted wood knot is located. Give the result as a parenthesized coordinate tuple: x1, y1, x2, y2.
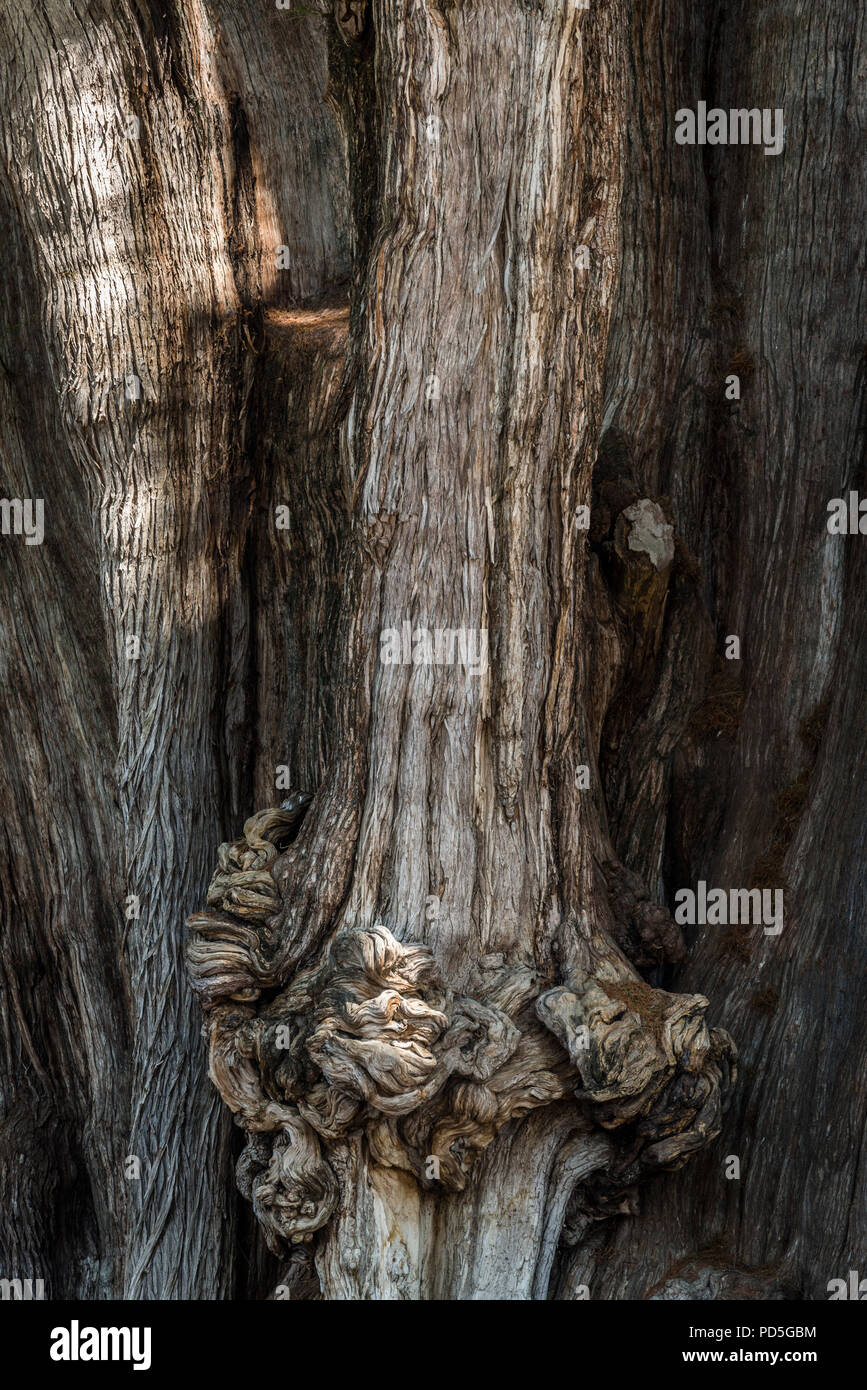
(187, 805, 735, 1253)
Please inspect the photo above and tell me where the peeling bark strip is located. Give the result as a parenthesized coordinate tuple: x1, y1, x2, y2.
(2, 0, 864, 1303)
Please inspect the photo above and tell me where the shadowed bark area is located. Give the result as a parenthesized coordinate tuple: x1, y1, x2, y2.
(556, 0, 867, 1302)
(0, 0, 349, 1299)
(1, 0, 864, 1301)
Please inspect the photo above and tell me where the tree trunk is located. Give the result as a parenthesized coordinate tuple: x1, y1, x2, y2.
(1, 0, 863, 1303)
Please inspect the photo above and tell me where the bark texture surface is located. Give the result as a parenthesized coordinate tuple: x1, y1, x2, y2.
(0, 0, 864, 1301)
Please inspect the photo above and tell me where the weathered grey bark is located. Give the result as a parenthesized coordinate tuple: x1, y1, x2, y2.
(1, 0, 864, 1302)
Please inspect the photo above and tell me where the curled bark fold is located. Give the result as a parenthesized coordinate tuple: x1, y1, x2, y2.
(188, 794, 735, 1253)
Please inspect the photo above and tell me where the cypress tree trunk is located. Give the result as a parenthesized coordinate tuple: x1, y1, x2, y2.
(1, 0, 863, 1301)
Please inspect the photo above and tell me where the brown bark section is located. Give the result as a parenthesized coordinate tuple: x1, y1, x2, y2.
(1, 0, 864, 1301)
(0, 0, 348, 1298)
(188, 0, 736, 1300)
(558, 0, 867, 1302)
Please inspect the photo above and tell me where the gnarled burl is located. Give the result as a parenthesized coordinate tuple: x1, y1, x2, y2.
(188, 763, 735, 1289)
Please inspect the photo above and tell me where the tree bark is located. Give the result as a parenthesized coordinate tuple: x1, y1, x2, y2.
(0, 0, 864, 1302)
